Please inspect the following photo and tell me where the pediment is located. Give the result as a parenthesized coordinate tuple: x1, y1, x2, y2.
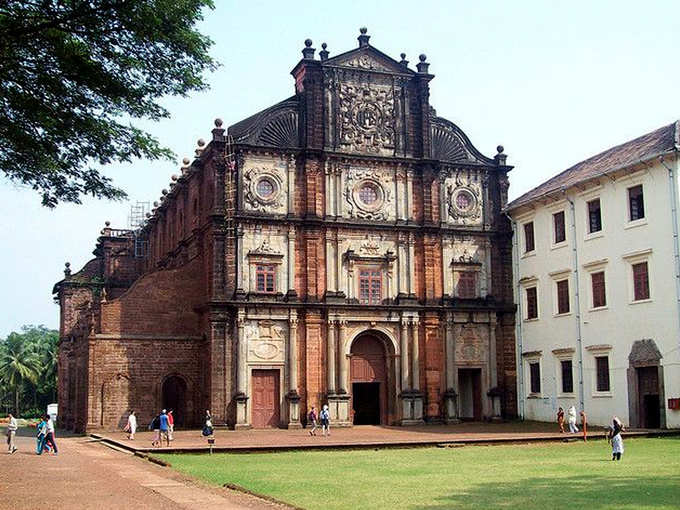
(324, 47, 413, 75)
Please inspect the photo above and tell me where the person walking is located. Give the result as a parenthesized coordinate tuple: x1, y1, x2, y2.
(320, 404, 330, 437)
(567, 405, 579, 433)
(6, 413, 17, 454)
(124, 411, 137, 440)
(308, 406, 318, 436)
(556, 407, 565, 433)
(167, 410, 174, 441)
(202, 410, 213, 437)
(150, 413, 161, 447)
(36, 416, 48, 455)
(45, 414, 58, 455)
(580, 410, 588, 442)
(609, 416, 625, 461)
(159, 409, 170, 447)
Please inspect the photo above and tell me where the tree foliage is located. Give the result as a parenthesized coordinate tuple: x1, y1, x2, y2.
(0, 1, 216, 207)
(0, 325, 58, 416)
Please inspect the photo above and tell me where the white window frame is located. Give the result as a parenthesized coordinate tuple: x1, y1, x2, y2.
(523, 351, 543, 398)
(549, 269, 571, 317)
(624, 179, 647, 229)
(622, 248, 653, 304)
(550, 209, 568, 250)
(553, 348, 576, 398)
(582, 259, 609, 312)
(585, 196, 604, 239)
(521, 220, 536, 257)
(585, 344, 613, 398)
(520, 277, 539, 321)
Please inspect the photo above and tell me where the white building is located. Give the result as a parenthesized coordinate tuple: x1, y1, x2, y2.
(507, 121, 680, 429)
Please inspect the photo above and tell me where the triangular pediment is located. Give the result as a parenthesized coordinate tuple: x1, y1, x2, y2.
(324, 46, 414, 75)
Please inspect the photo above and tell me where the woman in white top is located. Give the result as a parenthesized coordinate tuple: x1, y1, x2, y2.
(567, 406, 579, 433)
(125, 411, 137, 440)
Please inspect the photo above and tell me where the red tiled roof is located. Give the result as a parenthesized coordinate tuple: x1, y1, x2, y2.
(507, 121, 679, 211)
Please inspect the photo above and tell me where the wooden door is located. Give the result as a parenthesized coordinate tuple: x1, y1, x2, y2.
(251, 370, 280, 428)
(637, 367, 660, 428)
(350, 335, 387, 424)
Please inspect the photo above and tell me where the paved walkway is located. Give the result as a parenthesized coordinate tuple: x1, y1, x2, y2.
(0, 430, 286, 510)
(94, 421, 671, 453)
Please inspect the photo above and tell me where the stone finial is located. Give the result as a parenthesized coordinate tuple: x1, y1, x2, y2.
(212, 119, 225, 142)
(104, 221, 111, 227)
(214, 118, 223, 128)
(171, 174, 178, 182)
(161, 189, 168, 196)
(319, 42, 329, 61)
(153, 201, 159, 207)
(195, 138, 206, 157)
(302, 38, 315, 59)
(358, 27, 370, 48)
(145, 212, 151, 218)
(495, 145, 507, 166)
(181, 157, 191, 174)
(399, 52, 409, 67)
(416, 53, 430, 74)
(64, 262, 71, 278)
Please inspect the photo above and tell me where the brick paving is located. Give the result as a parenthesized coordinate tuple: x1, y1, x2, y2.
(93, 421, 668, 454)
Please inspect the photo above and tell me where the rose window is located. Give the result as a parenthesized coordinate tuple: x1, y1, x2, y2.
(256, 178, 275, 198)
(359, 183, 379, 205)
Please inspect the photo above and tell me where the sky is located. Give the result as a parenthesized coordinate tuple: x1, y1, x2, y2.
(1, 0, 679, 337)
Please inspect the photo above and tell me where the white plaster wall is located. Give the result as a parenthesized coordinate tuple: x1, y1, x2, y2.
(512, 159, 680, 428)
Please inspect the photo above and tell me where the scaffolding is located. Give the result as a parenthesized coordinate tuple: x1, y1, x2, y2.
(128, 201, 150, 258)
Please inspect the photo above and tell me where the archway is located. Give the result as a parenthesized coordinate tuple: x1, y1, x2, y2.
(350, 334, 388, 425)
(162, 375, 187, 428)
(628, 339, 665, 429)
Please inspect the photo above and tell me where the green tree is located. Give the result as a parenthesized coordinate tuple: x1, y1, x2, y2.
(0, 331, 42, 414)
(0, 0, 216, 207)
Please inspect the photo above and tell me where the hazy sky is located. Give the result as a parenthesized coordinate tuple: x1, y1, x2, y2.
(1, 0, 678, 337)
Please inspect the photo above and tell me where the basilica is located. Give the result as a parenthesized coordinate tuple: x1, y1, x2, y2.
(55, 29, 517, 432)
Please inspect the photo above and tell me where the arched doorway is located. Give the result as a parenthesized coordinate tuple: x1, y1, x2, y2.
(162, 376, 187, 428)
(351, 334, 387, 425)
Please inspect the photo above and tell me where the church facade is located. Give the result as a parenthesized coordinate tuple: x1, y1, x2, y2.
(55, 29, 517, 432)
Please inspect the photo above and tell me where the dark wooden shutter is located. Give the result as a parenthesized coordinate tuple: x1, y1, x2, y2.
(596, 356, 610, 392)
(561, 360, 573, 393)
(557, 279, 570, 314)
(591, 271, 606, 308)
(524, 222, 535, 252)
(633, 262, 649, 300)
(553, 211, 566, 243)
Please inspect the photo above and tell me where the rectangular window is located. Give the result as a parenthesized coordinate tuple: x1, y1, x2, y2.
(359, 269, 382, 305)
(553, 211, 566, 244)
(596, 356, 610, 392)
(587, 198, 602, 233)
(530, 362, 541, 393)
(561, 360, 574, 393)
(629, 185, 645, 221)
(556, 279, 570, 314)
(255, 264, 276, 293)
(633, 262, 650, 301)
(524, 222, 535, 253)
(591, 271, 606, 308)
(457, 271, 477, 298)
(526, 287, 538, 319)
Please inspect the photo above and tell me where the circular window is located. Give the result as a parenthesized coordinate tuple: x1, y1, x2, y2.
(455, 190, 473, 211)
(359, 183, 379, 205)
(256, 178, 275, 198)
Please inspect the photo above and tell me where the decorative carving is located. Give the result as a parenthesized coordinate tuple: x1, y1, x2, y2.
(455, 326, 485, 363)
(338, 83, 395, 154)
(341, 54, 392, 72)
(251, 238, 280, 255)
(246, 320, 286, 363)
(243, 167, 285, 212)
(445, 170, 483, 225)
(360, 235, 382, 256)
(344, 168, 393, 221)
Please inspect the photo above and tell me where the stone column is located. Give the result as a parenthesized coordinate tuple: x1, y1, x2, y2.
(406, 170, 413, 221)
(327, 319, 336, 394)
(235, 310, 249, 428)
(286, 312, 301, 428)
(287, 156, 295, 214)
(396, 170, 405, 221)
(325, 164, 333, 217)
(398, 237, 407, 296)
(330, 320, 351, 426)
(325, 232, 335, 294)
(287, 228, 296, 297)
(338, 321, 349, 393)
(236, 226, 245, 293)
(335, 234, 342, 296)
(411, 318, 420, 391)
(400, 319, 409, 391)
(444, 312, 459, 423)
(489, 313, 501, 420)
(335, 167, 343, 218)
(408, 235, 416, 296)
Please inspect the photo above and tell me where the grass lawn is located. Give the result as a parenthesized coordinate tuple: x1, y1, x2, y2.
(158, 438, 680, 509)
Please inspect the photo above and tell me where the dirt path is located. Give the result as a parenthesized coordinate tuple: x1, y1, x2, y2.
(0, 430, 287, 510)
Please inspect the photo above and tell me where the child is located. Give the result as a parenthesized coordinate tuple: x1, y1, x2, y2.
(35, 417, 47, 455)
(124, 410, 137, 440)
(320, 404, 330, 437)
(608, 416, 624, 461)
(557, 407, 565, 433)
(308, 406, 318, 436)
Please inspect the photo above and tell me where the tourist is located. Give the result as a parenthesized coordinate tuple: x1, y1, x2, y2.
(36, 416, 48, 454)
(159, 409, 170, 447)
(167, 410, 174, 441)
(308, 406, 318, 436)
(556, 407, 565, 433)
(124, 411, 137, 440)
(202, 410, 213, 437)
(567, 405, 579, 433)
(149, 413, 161, 447)
(320, 404, 330, 437)
(608, 416, 625, 461)
(45, 413, 58, 455)
(580, 410, 588, 442)
(6, 413, 17, 454)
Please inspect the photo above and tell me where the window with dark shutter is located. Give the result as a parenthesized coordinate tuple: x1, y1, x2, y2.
(553, 211, 566, 244)
(524, 222, 535, 253)
(629, 185, 645, 221)
(557, 279, 570, 314)
(633, 262, 650, 300)
(591, 271, 606, 308)
(359, 269, 382, 304)
(588, 198, 602, 233)
(530, 362, 541, 393)
(596, 356, 610, 392)
(457, 271, 477, 298)
(526, 287, 538, 319)
(561, 360, 573, 393)
(255, 265, 276, 293)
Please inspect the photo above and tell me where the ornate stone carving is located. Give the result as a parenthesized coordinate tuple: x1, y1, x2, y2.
(455, 325, 486, 363)
(341, 54, 392, 72)
(338, 83, 395, 154)
(445, 172, 483, 225)
(243, 167, 286, 213)
(344, 168, 394, 221)
(246, 320, 286, 363)
(360, 235, 382, 256)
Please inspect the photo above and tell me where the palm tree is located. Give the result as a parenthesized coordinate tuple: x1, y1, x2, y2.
(0, 333, 41, 415)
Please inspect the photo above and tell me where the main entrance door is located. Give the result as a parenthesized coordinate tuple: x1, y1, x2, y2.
(161, 376, 186, 427)
(351, 335, 387, 425)
(251, 370, 280, 428)
(637, 367, 660, 429)
(458, 368, 482, 420)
